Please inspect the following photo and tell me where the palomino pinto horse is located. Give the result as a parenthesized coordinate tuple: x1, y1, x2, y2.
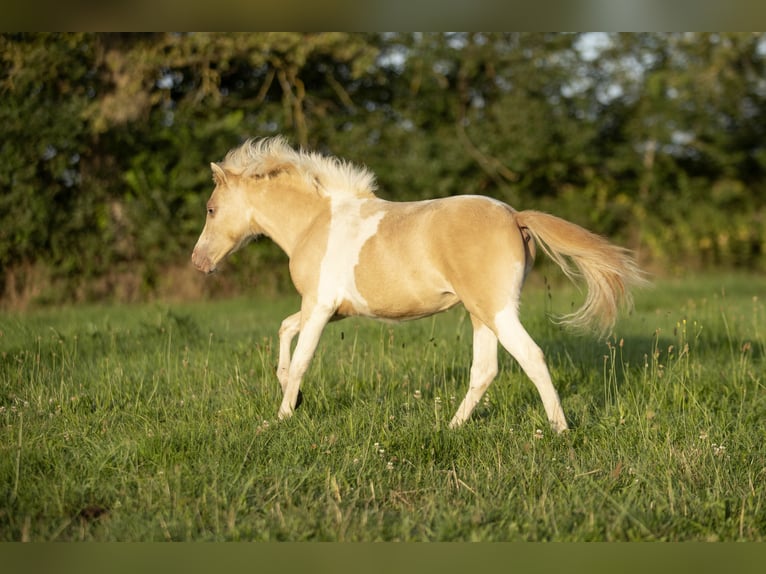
(192, 137, 645, 433)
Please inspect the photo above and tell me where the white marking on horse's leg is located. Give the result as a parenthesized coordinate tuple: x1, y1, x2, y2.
(449, 317, 499, 428)
(278, 304, 333, 420)
(277, 311, 301, 392)
(494, 305, 569, 433)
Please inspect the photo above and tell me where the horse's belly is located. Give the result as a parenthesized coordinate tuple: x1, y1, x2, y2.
(349, 257, 459, 320)
(352, 288, 459, 320)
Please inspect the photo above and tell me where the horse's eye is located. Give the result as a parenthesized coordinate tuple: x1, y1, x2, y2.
(207, 207, 215, 216)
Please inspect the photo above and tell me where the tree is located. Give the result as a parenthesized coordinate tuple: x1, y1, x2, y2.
(2, 33, 766, 307)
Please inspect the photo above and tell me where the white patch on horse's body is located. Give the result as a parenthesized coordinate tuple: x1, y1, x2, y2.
(192, 137, 647, 432)
(317, 197, 385, 316)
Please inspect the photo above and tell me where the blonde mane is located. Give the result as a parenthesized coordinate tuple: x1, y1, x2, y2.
(221, 136, 377, 199)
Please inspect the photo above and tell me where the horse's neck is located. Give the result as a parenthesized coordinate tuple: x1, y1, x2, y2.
(249, 179, 332, 257)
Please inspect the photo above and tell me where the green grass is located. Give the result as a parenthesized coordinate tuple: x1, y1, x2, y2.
(1, 273, 764, 541)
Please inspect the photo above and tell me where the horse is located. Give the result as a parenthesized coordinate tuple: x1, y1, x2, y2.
(192, 137, 646, 433)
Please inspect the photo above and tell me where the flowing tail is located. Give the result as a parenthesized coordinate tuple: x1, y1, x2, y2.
(514, 210, 648, 334)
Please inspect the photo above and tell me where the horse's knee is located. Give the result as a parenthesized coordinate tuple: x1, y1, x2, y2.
(279, 312, 301, 339)
(469, 364, 497, 391)
(279, 322, 298, 340)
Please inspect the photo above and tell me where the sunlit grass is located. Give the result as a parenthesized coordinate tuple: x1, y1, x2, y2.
(1, 274, 764, 540)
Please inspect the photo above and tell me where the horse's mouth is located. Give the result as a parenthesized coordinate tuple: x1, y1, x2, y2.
(191, 250, 218, 275)
(196, 261, 218, 275)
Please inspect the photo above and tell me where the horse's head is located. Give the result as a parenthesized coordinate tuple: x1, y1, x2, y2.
(192, 163, 261, 274)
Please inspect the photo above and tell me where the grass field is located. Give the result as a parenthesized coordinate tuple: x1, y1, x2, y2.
(1, 273, 764, 541)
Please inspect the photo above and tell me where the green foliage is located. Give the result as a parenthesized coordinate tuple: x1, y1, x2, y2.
(1, 275, 764, 540)
(2, 33, 766, 306)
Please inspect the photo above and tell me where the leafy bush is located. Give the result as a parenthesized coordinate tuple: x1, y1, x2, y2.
(2, 33, 766, 307)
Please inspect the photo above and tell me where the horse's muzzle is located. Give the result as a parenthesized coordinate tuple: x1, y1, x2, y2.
(191, 247, 216, 275)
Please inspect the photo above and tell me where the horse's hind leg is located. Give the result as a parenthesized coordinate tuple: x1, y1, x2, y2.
(494, 305, 569, 433)
(449, 315, 499, 428)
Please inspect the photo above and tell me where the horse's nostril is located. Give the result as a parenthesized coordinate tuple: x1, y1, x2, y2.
(191, 249, 209, 272)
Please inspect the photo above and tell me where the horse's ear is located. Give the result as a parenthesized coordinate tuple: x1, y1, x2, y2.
(211, 162, 228, 185)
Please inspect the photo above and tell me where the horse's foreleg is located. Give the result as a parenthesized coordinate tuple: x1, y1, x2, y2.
(449, 316, 499, 428)
(277, 311, 303, 409)
(277, 303, 333, 420)
(277, 312, 302, 392)
(494, 306, 569, 433)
